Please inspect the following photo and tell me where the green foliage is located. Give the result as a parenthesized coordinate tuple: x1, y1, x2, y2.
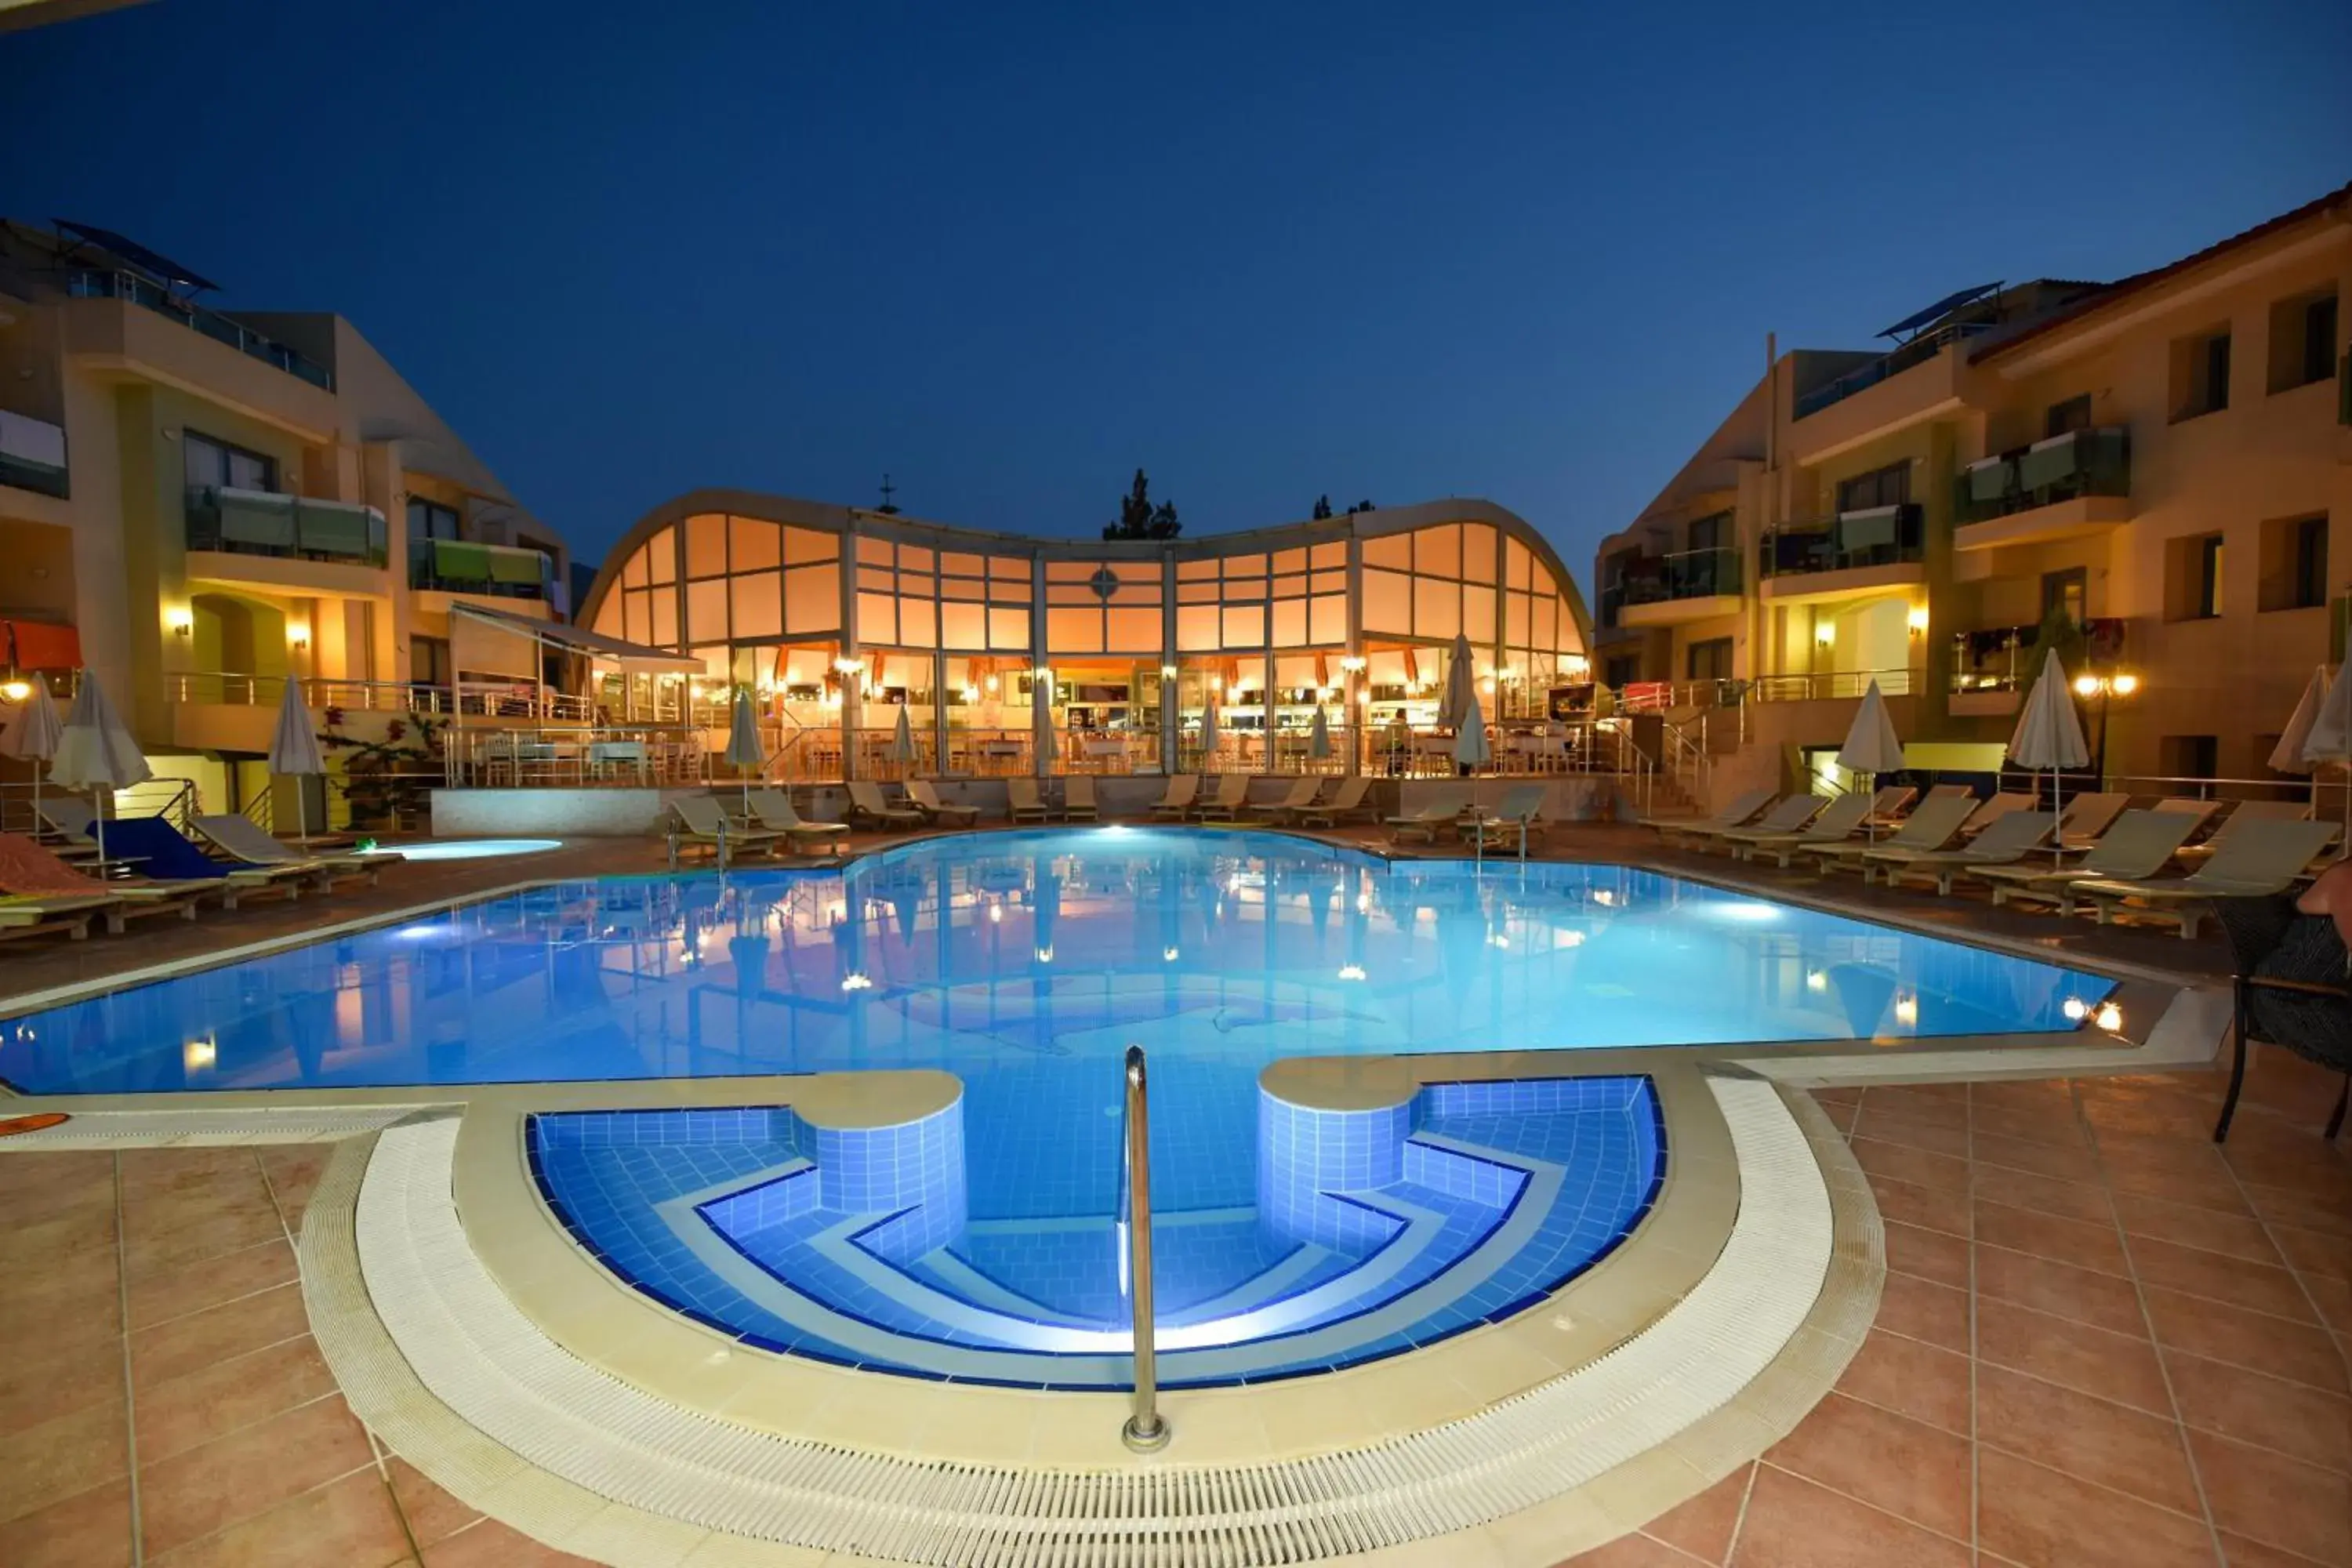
(317, 707, 448, 826)
(1103, 469, 1181, 539)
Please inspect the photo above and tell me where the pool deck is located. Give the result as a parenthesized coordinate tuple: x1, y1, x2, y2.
(0, 821, 2343, 1566)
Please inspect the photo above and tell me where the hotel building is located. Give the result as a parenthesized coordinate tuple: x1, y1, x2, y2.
(1593, 180, 2352, 807)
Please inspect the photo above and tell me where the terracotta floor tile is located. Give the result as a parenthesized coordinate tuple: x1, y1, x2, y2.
(1851, 1136, 1970, 1192)
(1976, 1297, 2174, 1415)
(1849, 1108, 1971, 1159)
(1866, 1171, 1972, 1237)
(1974, 1449, 2218, 1568)
(145, 1468, 410, 1568)
(2213, 1530, 2345, 1568)
(114, 1149, 263, 1199)
(0, 1253, 122, 1352)
(2111, 1192, 2284, 1265)
(0, 1151, 117, 1207)
(1873, 1270, 1972, 1353)
(2300, 1269, 2352, 1337)
(256, 1146, 331, 1234)
(1834, 1327, 1969, 1434)
(1976, 1197, 2132, 1276)
(1727, 1465, 1968, 1568)
(120, 1203, 285, 1279)
(1862, 1083, 1972, 1127)
(1762, 1392, 1971, 1539)
(0, 1399, 127, 1526)
(0, 1331, 122, 1439)
(129, 1280, 311, 1394)
(136, 1396, 374, 1557)
(1975, 1363, 2200, 1512)
(2103, 1160, 2256, 1217)
(1971, 1104, 2089, 1152)
(0, 1201, 117, 1270)
(2162, 1350, 2352, 1475)
(1975, 1127, 2103, 1182)
(1973, 1163, 2114, 1226)
(422, 1515, 602, 1566)
(1563, 1530, 1715, 1566)
(2141, 1285, 2349, 1393)
(125, 1238, 298, 1332)
(1815, 1097, 1857, 1133)
(1976, 1244, 2150, 1336)
(387, 1455, 481, 1550)
(2126, 1236, 2318, 1323)
(119, 1176, 274, 1235)
(2244, 1181, 2352, 1240)
(0, 1477, 132, 1568)
(1813, 1086, 1864, 1107)
(1638, 1462, 1749, 1563)
(136, 1337, 336, 1465)
(2270, 1221, 2352, 1283)
(2187, 1428, 2352, 1566)
(1881, 1219, 1970, 1288)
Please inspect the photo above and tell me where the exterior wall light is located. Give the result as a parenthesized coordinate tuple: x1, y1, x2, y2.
(1907, 606, 1929, 636)
(165, 607, 194, 637)
(833, 657, 865, 675)
(1159, 665, 1178, 680)
(288, 624, 310, 652)
(1, 677, 29, 702)
(1338, 655, 1367, 673)
(1814, 622, 1836, 647)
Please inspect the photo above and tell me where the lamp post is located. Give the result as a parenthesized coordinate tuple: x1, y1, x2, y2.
(2071, 670, 2140, 786)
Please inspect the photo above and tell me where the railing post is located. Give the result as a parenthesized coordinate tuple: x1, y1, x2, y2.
(1120, 1044, 1169, 1453)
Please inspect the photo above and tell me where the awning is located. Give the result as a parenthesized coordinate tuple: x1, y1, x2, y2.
(448, 603, 701, 673)
(4, 619, 81, 671)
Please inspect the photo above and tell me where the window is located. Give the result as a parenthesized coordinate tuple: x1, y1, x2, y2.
(2169, 327, 2231, 421)
(1835, 463, 1911, 514)
(1686, 637, 1733, 682)
(408, 499, 459, 541)
(2044, 395, 2092, 438)
(2259, 514, 2329, 612)
(410, 635, 450, 688)
(2165, 532, 2226, 620)
(2267, 289, 2339, 394)
(183, 431, 278, 494)
(2041, 568, 2086, 626)
(1602, 654, 1642, 689)
(2161, 735, 2219, 782)
(1686, 511, 1730, 554)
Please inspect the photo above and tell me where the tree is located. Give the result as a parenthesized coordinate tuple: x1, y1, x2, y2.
(1103, 469, 1181, 539)
(1312, 495, 1332, 520)
(1346, 499, 1375, 515)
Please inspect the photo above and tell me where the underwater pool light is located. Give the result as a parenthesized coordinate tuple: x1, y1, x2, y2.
(2062, 996, 2089, 1022)
(840, 974, 873, 992)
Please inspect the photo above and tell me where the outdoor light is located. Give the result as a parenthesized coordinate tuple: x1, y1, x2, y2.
(2062, 996, 2089, 1022)
(0, 677, 27, 702)
(1338, 964, 1367, 981)
(288, 625, 310, 652)
(2094, 1001, 2123, 1033)
(1163, 946, 1179, 962)
(165, 606, 193, 637)
(1907, 607, 1929, 637)
(2073, 673, 2100, 698)
(1034, 946, 1053, 963)
(1806, 969, 1828, 993)
(840, 973, 873, 992)
(2111, 673, 2140, 696)
(1159, 665, 1178, 680)
(1339, 655, 1367, 673)
(984, 674, 999, 692)
(1813, 622, 1836, 647)
(960, 684, 980, 702)
(183, 1036, 216, 1072)
(1894, 993, 1918, 1027)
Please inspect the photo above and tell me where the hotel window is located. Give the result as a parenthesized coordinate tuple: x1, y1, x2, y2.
(1835, 463, 1909, 514)
(2042, 567, 2086, 627)
(2268, 289, 2339, 394)
(2165, 532, 2226, 621)
(408, 499, 460, 541)
(1686, 637, 1732, 682)
(1044, 560, 1161, 655)
(2161, 735, 2219, 782)
(2044, 394, 2092, 438)
(2259, 514, 2329, 612)
(936, 550, 1030, 652)
(183, 431, 278, 495)
(2169, 326, 2231, 421)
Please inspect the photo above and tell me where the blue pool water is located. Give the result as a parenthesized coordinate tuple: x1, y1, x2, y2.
(2, 829, 2116, 1384)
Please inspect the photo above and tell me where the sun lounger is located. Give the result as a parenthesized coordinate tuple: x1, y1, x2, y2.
(1247, 778, 1322, 822)
(2049, 791, 2131, 851)
(1298, 775, 1375, 827)
(2174, 799, 2314, 862)
(1920, 783, 1976, 804)
(741, 788, 851, 852)
(906, 779, 980, 828)
(1730, 792, 1878, 867)
(194, 815, 381, 888)
(2068, 819, 2343, 939)
(1859, 784, 1921, 831)
(2151, 797, 2226, 837)
(36, 798, 97, 840)
(1387, 784, 1473, 844)
(1650, 788, 1777, 846)
(667, 795, 789, 867)
(1190, 775, 1252, 821)
(1693, 793, 1828, 853)
(1965, 810, 2205, 909)
(1007, 778, 1053, 822)
(78, 818, 318, 904)
(1463, 784, 1548, 851)
(1795, 795, 1979, 876)
(1061, 775, 1100, 822)
(844, 780, 924, 830)
(1864, 810, 2053, 894)
(0, 833, 220, 931)
(0, 894, 112, 942)
(1149, 775, 1198, 820)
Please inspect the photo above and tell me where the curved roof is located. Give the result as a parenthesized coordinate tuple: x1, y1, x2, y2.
(579, 488, 1592, 653)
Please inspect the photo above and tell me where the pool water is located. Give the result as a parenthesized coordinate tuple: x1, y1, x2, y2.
(356, 837, 564, 861)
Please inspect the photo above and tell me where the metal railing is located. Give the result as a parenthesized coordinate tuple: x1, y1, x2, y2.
(168, 672, 596, 722)
(0, 408, 68, 499)
(184, 486, 388, 566)
(1748, 668, 1912, 702)
(66, 269, 334, 390)
(1759, 504, 1925, 578)
(1610, 546, 1743, 611)
(1794, 320, 1994, 419)
(1955, 427, 2130, 525)
(408, 538, 557, 601)
(1118, 1044, 1167, 1452)
(1949, 619, 2125, 695)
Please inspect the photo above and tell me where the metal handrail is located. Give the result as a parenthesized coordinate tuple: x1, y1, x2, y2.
(1119, 1044, 1167, 1453)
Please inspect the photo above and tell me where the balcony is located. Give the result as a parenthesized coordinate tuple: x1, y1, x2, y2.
(1953, 427, 2132, 551)
(1948, 618, 2125, 714)
(409, 538, 555, 601)
(65, 270, 332, 390)
(1615, 546, 1744, 627)
(0, 409, 68, 499)
(1794, 321, 1993, 421)
(183, 487, 392, 599)
(1758, 505, 1926, 602)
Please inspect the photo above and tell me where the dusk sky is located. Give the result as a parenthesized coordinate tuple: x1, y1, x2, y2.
(6, 1, 2347, 579)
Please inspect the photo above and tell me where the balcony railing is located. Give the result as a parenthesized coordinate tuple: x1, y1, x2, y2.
(186, 486, 389, 567)
(1759, 504, 1924, 578)
(408, 538, 556, 600)
(66, 270, 334, 390)
(1793, 321, 1994, 420)
(1750, 668, 1912, 702)
(1619, 546, 1743, 606)
(1950, 619, 2126, 694)
(1955, 426, 2130, 525)
(0, 409, 68, 499)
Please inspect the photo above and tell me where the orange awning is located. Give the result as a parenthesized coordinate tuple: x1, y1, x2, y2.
(4, 619, 80, 671)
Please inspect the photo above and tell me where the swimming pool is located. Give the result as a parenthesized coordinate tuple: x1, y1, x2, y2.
(355, 837, 564, 861)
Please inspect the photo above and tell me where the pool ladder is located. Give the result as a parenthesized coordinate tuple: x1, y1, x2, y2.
(1119, 1044, 1170, 1452)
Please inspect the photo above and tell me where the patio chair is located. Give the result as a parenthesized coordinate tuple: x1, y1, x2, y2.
(2070, 819, 2343, 939)
(844, 780, 924, 830)
(0, 895, 111, 943)
(1061, 775, 1101, 822)
(2175, 799, 2314, 863)
(1966, 810, 2205, 909)
(1950, 791, 2037, 839)
(0, 832, 221, 931)
(1718, 795, 1852, 866)
(740, 788, 851, 853)
(1007, 778, 1053, 823)
(1148, 775, 1199, 820)
(1648, 787, 1775, 845)
(1298, 775, 1376, 827)
(36, 798, 97, 841)
(2151, 797, 2227, 838)
(2050, 791, 2131, 851)
(194, 815, 383, 889)
(1387, 784, 1474, 844)
(1189, 775, 1252, 821)
(77, 817, 330, 903)
(906, 779, 981, 828)
(1795, 794, 1979, 877)
(1247, 778, 1322, 822)
(2209, 894, 2349, 1143)
(1920, 783, 1976, 804)
(667, 795, 789, 868)
(1690, 794, 1828, 854)
(1462, 784, 1548, 852)
(1863, 809, 2053, 894)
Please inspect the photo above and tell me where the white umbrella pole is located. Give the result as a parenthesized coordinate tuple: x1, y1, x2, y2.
(93, 786, 105, 868)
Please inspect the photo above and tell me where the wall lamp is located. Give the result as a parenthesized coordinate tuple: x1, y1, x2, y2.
(165, 607, 193, 638)
(1907, 606, 1929, 637)
(288, 624, 310, 652)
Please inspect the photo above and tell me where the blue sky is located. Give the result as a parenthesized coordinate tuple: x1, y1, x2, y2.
(5, 0, 2346, 578)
